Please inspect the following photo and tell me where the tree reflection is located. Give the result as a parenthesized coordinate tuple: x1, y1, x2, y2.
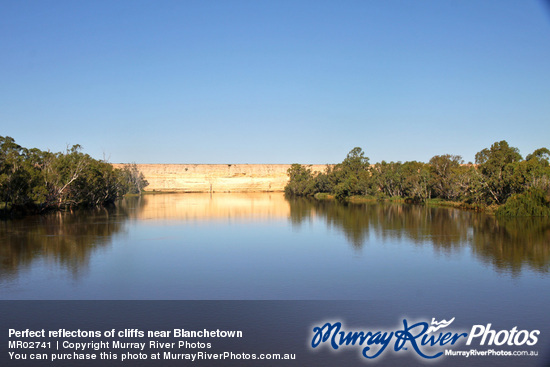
(0, 204, 131, 279)
(287, 198, 550, 273)
(471, 216, 550, 274)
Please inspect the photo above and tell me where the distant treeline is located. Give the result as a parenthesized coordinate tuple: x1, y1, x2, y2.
(284, 141, 550, 216)
(0, 136, 148, 214)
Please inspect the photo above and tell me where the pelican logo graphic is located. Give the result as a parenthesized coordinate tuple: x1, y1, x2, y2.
(427, 318, 455, 334)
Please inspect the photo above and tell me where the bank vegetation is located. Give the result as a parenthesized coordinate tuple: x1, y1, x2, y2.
(0, 136, 148, 216)
(285, 141, 550, 216)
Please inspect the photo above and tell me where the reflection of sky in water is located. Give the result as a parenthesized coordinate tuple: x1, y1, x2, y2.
(0, 194, 549, 305)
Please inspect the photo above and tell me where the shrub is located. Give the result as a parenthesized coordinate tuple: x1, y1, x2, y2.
(496, 188, 550, 217)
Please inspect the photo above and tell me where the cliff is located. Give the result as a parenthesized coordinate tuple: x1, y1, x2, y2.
(112, 164, 328, 192)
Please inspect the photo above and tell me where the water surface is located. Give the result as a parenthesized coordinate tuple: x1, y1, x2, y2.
(1, 193, 548, 307)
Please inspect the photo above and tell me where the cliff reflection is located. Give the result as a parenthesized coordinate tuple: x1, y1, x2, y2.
(0, 194, 290, 279)
(0, 206, 130, 279)
(2, 193, 547, 283)
(134, 193, 290, 221)
(287, 197, 550, 274)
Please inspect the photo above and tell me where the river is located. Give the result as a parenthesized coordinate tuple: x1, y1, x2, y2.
(1, 193, 549, 366)
(1, 193, 548, 301)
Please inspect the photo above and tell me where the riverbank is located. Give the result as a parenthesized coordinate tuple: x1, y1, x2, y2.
(285, 144, 550, 217)
(313, 194, 499, 215)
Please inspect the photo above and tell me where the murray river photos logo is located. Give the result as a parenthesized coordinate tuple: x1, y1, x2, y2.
(310, 317, 540, 360)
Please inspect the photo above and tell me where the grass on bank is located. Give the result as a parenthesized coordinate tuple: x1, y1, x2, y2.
(308, 193, 503, 214)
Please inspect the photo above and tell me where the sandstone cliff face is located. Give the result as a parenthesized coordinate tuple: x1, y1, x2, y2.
(112, 164, 328, 192)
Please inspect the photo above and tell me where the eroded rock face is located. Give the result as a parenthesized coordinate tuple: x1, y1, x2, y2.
(112, 164, 328, 192)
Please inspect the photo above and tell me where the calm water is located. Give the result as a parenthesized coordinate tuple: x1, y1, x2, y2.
(1, 193, 549, 304)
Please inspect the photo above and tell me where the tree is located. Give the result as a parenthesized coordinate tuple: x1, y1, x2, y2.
(74, 159, 127, 206)
(42, 145, 90, 207)
(1, 136, 137, 213)
(313, 166, 334, 193)
(475, 140, 522, 204)
(121, 163, 149, 194)
(526, 148, 550, 164)
(284, 164, 316, 196)
(0, 136, 44, 208)
(513, 147, 550, 197)
(401, 161, 431, 202)
(429, 154, 463, 200)
(330, 147, 370, 199)
(496, 188, 550, 217)
(370, 161, 404, 198)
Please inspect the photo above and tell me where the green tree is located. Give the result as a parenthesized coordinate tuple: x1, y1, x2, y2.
(370, 161, 404, 198)
(42, 145, 90, 207)
(475, 140, 522, 204)
(284, 164, 316, 196)
(496, 188, 550, 217)
(1, 136, 136, 214)
(526, 148, 550, 164)
(331, 147, 370, 199)
(429, 154, 463, 200)
(73, 159, 127, 206)
(401, 161, 431, 202)
(507, 147, 550, 201)
(0, 136, 45, 208)
(313, 166, 333, 193)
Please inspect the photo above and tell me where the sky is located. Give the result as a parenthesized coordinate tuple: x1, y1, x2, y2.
(1, 0, 549, 164)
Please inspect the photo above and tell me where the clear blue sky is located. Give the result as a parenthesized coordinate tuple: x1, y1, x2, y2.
(1, 0, 549, 164)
